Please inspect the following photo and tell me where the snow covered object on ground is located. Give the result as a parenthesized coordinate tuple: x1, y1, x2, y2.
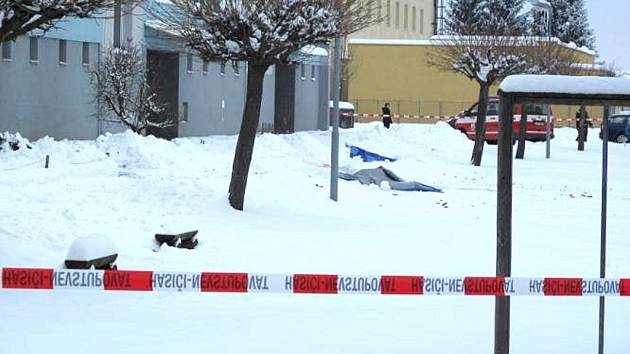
(0, 123, 629, 354)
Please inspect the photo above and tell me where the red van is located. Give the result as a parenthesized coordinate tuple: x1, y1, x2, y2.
(449, 97, 554, 143)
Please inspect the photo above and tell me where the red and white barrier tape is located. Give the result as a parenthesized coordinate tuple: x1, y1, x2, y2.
(2, 268, 629, 296)
(353, 113, 603, 123)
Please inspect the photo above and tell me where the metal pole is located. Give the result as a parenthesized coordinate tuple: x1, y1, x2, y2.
(598, 105, 609, 354)
(496, 94, 514, 354)
(545, 105, 551, 159)
(113, 0, 122, 48)
(330, 36, 341, 201)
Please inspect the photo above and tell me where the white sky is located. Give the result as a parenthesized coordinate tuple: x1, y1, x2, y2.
(585, 0, 630, 71)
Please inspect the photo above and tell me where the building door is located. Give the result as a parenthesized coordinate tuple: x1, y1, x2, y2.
(147, 50, 179, 140)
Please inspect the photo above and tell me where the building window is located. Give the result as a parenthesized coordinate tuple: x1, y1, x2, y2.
(232, 60, 239, 76)
(311, 65, 316, 81)
(202, 60, 208, 74)
(220, 61, 226, 76)
(186, 53, 193, 73)
(181, 102, 189, 122)
(404, 4, 408, 30)
(82, 42, 90, 65)
(412, 6, 416, 32)
(29, 37, 38, 63)
(395, 2, 400, 28)
(1, 41, 10, 61)
(422, 9, 426, 34)
(59, 40, 67, 64)
(386, 0, 391, 26)
(300, 64, 305, 80)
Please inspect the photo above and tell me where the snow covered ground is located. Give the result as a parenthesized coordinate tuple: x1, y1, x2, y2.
(1, 122, 629, 354)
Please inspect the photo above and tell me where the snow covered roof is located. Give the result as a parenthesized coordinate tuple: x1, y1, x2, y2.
(300, 45, 328, 57)
(348, 37, 596, 56)
(329, 101, 354, 110)
(500, 75, 630, 96)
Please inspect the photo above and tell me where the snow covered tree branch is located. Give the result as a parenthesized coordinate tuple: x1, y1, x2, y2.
(428, 0, 578, 166)
(152, 0, 380, 210)
(0, 0, 139, 43)
(92, 45, 171, 135)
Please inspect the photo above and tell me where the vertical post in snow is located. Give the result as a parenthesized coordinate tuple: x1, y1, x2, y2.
(545, 105, 551, 159)
(496, 94, 514, 354)
(330, 36, 341, 201)
(598, 105, 609, 354)
(545, 105, 551, 158)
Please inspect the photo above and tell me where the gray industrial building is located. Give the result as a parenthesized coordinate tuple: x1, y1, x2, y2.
(0, 7, 330, 141)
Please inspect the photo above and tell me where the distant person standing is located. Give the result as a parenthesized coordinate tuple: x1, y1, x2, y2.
(382, 102, 392, 129)
(575, 107, 592, 141)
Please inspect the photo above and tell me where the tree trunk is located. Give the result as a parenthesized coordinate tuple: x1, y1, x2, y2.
(228, 63, 267, 211)
(577, 106, 585, 151)
(515, 112, 527, 159)
(471, 83, 490, 166)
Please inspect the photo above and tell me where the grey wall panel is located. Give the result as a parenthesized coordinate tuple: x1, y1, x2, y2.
(294, 61, 324, 132)
(177, 58, 275, 137)
(177, 56, 248, 137)
(0, 36, 100, 140)
(259, 65, 275, 131)
(317, 58, 330, 130)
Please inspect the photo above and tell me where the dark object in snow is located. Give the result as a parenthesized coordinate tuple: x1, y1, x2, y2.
(339, 166, 442, 193)
(65, 255, 118, 270)
(65, 236, 118, 270)
(347, 145, 396, 162)
(155, 230, 198, 249)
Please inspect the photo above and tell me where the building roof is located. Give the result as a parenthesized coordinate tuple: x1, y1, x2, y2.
(500, 75, 630, 96)
(348, 37, 596, 56)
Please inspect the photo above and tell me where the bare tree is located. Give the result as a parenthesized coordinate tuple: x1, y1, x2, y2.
(428, 0, 535, 166)
(0, 0, 136, 43)
(514, 38, 580, 159)
(92, 45, 170, 135)
(429, 34, 533, 166)
(154, 0, 378, 210)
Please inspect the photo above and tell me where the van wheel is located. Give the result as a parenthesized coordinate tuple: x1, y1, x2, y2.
(616, 134, 628, 143)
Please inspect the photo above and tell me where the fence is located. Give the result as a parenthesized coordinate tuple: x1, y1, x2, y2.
(348, 99, 609, 127)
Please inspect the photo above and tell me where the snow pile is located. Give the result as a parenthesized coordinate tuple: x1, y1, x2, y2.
(66, 235, 117, 262)
(0, 132, 30, 152)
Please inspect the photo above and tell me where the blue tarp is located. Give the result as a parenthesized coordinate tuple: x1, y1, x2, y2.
(348, 145, 397, 162)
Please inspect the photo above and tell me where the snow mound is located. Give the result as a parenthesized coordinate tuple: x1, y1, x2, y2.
(96, 131, 178, 170)
(0, 132, 31, 152)
(66, 235, 117, 262)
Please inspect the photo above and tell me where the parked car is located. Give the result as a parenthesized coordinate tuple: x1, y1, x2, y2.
(599, 113, 629, 143)
(448, 97, 554, 143)
(329, 101, 355, 129)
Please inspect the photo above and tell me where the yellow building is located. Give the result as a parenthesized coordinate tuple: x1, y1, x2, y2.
(346, 38, 602, 124)
(349, 0, 436, 40)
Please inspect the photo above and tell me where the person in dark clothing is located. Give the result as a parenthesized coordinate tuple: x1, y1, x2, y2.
(575, 107, 593, 141)
(382, 103, 392, 129)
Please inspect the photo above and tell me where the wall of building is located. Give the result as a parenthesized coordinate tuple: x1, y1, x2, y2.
(349, 0, 435, 40)
(177, 55, 276, 137)
(347, 40, 600, 121)
(294, 62, 322, 131)
(0, 36, 101, 140)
